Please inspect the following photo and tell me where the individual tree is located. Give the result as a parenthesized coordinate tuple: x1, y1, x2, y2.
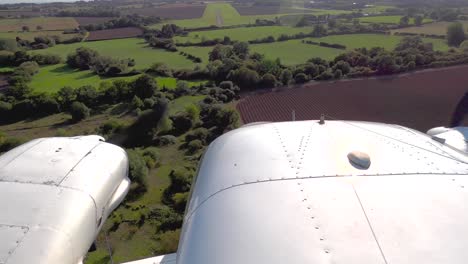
(232, 42, 249, 59)
(399, 16, 410, 27)
(332, 61, 351, 75)
(69, 101, 90, 122)
(36, 25, 43, 31)
(333, 69, 343, 79)
(22, 26, 29, 32)
(134, 74, 157, 99)
(279, 69, 292, 85)
(414, 15, 423, 26)
(328, 19, 337, 28)
(294, 73, 308, 84)
(260, 73, 277, 88)
(0, 38, 18, 52)
(227, 66, 260, 89)
(132, 95, 144, 109)
(66, 47, 99, 70)
(447, 22, 466, 47)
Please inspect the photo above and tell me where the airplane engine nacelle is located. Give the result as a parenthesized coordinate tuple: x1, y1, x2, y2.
(0, 136, 130, 264)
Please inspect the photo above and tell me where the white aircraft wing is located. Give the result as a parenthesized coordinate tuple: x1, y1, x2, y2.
(0, 136, 129, 264)
(2, 121, 468, 264)
(122, 253, 176, 264)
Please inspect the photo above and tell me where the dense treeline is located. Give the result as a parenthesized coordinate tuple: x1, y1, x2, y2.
(56, 9, 120, 17)
(200, 36, 468, 91)
(81, 15, 162, 31)
(16, 33, 86, 50)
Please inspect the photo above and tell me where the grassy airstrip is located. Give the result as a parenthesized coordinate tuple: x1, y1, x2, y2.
(32, 38, 197, 70)
(151, 3, 349, 29)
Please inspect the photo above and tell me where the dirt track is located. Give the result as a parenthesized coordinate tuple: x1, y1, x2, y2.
(237, 66, 468, 132)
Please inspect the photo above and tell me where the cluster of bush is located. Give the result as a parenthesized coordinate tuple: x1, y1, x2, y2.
(16, 34, 85, 50)
(303, 40, 346, 50)
(0, 73, 160, 124)
(0, 50, 61, 67)
(55, 9, 120, 17)
(146, 37, 177, 51)
(66, 47, 136, 76)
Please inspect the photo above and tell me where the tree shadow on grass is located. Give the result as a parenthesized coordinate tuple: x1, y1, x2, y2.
(75, 71, 97, 80)
(50, 64, 74, 74)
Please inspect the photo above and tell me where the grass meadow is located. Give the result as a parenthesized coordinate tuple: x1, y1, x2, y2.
(32, 38, 197, 70)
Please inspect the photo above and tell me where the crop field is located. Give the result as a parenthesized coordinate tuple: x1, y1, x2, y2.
(174, 26, 315, 43)
(0, 10, 42, 18)
(74, 17, 114, 26)
(121, 4, 206, 19)
(0, 74, 8, 91)
(0, 17, 78, 32)
(32, 38, 196, 70)
(29, 64, 204, 93)
(358, 15, 433, 25)
(391, 21, 468, 36)
(86, 27, 144, 41)
(237, 65, 468, 131)
(0, 30, 81, 41)
(307, 34, 449, 51)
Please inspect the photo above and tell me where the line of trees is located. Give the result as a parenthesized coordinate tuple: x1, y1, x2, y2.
(200, 36, 468, 91)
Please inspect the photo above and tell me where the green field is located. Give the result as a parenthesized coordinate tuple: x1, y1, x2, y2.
(251, 40, 343, 64)
(29, 64, 205, 93)
(358, 15, 433, 25)
(179, 33, 449, 66)
(32, 38, 196, 70)
(0, 30, 81, 41)
(358, 5, 394, 14)
(151, 3, 348, 29)
(0, 17, 78, 32)
(29, 64, 138, 93)
(309, 34, 449, 51)
(391, 21, 468, 36)
(175, 25, 314, 43)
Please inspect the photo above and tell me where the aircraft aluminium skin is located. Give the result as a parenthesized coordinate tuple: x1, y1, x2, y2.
(1, 120, 468, 264)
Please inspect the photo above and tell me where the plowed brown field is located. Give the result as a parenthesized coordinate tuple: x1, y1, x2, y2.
(122, 4, 206, 19)
(86, 27, 143, 41)
(237, 66, 468, 132)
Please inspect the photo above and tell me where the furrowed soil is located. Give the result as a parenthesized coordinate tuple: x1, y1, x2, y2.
(237, 66, 468, 132)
